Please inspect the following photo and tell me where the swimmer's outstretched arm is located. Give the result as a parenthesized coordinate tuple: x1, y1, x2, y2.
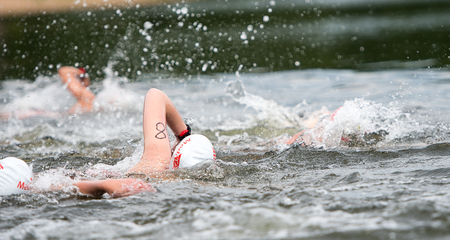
(0, 109, 60, 120)
(58, 66, 95, 114)
(128, 88, 189, 175)
(287, 129, 307, 145)
(74, 178, 155, 198)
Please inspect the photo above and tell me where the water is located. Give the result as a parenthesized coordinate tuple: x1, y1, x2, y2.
(1, 68, 450, 239)
(1, 0, 449, 80)
(1, 0, 450, 239)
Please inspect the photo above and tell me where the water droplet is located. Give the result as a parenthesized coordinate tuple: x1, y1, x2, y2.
(143, 21, 153, 30)
(202, 63, 208, 72)
(263, 15, 269, 22)
(240, 32, 247, 40)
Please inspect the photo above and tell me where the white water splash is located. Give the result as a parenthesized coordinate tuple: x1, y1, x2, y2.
(94, 62, 142, 112)
(87, 141, 144, 177)
(226, 80, 304, 129)
(1, 75, 74, 113)
(31, 168, 77, 194)
(304, 98, 424, 148)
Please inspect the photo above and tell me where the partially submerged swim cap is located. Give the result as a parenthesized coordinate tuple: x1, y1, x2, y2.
(78, 67, 86, 74)
(78, 67, 87, 80)
(170, 134, 216, 170)
(0, 157, 33, 196)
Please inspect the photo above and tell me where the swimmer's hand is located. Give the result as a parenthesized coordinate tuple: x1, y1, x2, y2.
(75, 178, 156, 198)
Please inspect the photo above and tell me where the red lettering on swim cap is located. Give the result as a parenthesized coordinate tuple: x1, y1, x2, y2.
(173, 153, 181, 169)
(0, 163, 3, 170)
(17, 181, 30, 190)
(212, 147, 216, 160)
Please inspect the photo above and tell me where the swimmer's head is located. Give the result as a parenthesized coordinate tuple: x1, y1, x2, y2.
(0, 157, 33, 196)
(78, 67, 90, 86)
(170, 134, 216, 170)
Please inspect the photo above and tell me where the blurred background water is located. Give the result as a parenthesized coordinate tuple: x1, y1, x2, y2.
(1, 0, 449, 80)
(1, 0, 450, 239)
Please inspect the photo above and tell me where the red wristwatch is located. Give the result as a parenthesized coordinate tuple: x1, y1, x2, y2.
(177, 124, 191, 141)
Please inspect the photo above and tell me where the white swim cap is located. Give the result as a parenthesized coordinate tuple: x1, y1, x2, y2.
(0, 157, 33, 196)
(170, 134, 216, 170)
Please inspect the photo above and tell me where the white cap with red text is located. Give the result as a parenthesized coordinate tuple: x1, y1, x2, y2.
(170, 134, 216, 170)
(0, 157, 33, 196)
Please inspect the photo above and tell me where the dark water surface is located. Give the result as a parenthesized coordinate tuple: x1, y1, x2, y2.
(0, 0, 449, 80)
(1, 0, 450, 239)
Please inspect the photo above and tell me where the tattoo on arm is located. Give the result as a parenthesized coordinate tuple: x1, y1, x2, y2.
(155, 122, 167, 139)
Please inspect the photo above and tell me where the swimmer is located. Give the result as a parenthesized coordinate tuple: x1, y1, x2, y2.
(287, 106, 388, 147)
(58, 66, 95, 114)
(0, 157, 153, 198)
(1, 88, 215, 198)
(0, 66, 94, 120)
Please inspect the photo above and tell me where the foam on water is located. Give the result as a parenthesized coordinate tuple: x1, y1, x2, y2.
(2, 76, 71, 112)
(0, 63, 145, 148)
(86, 141, 145, 177)
(94, 62, 143, 112)
(300, 98, 426, 149)
(31, 167, 76, 194)
(219, 78, 431, 150)
(226, 80, 304, 129)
